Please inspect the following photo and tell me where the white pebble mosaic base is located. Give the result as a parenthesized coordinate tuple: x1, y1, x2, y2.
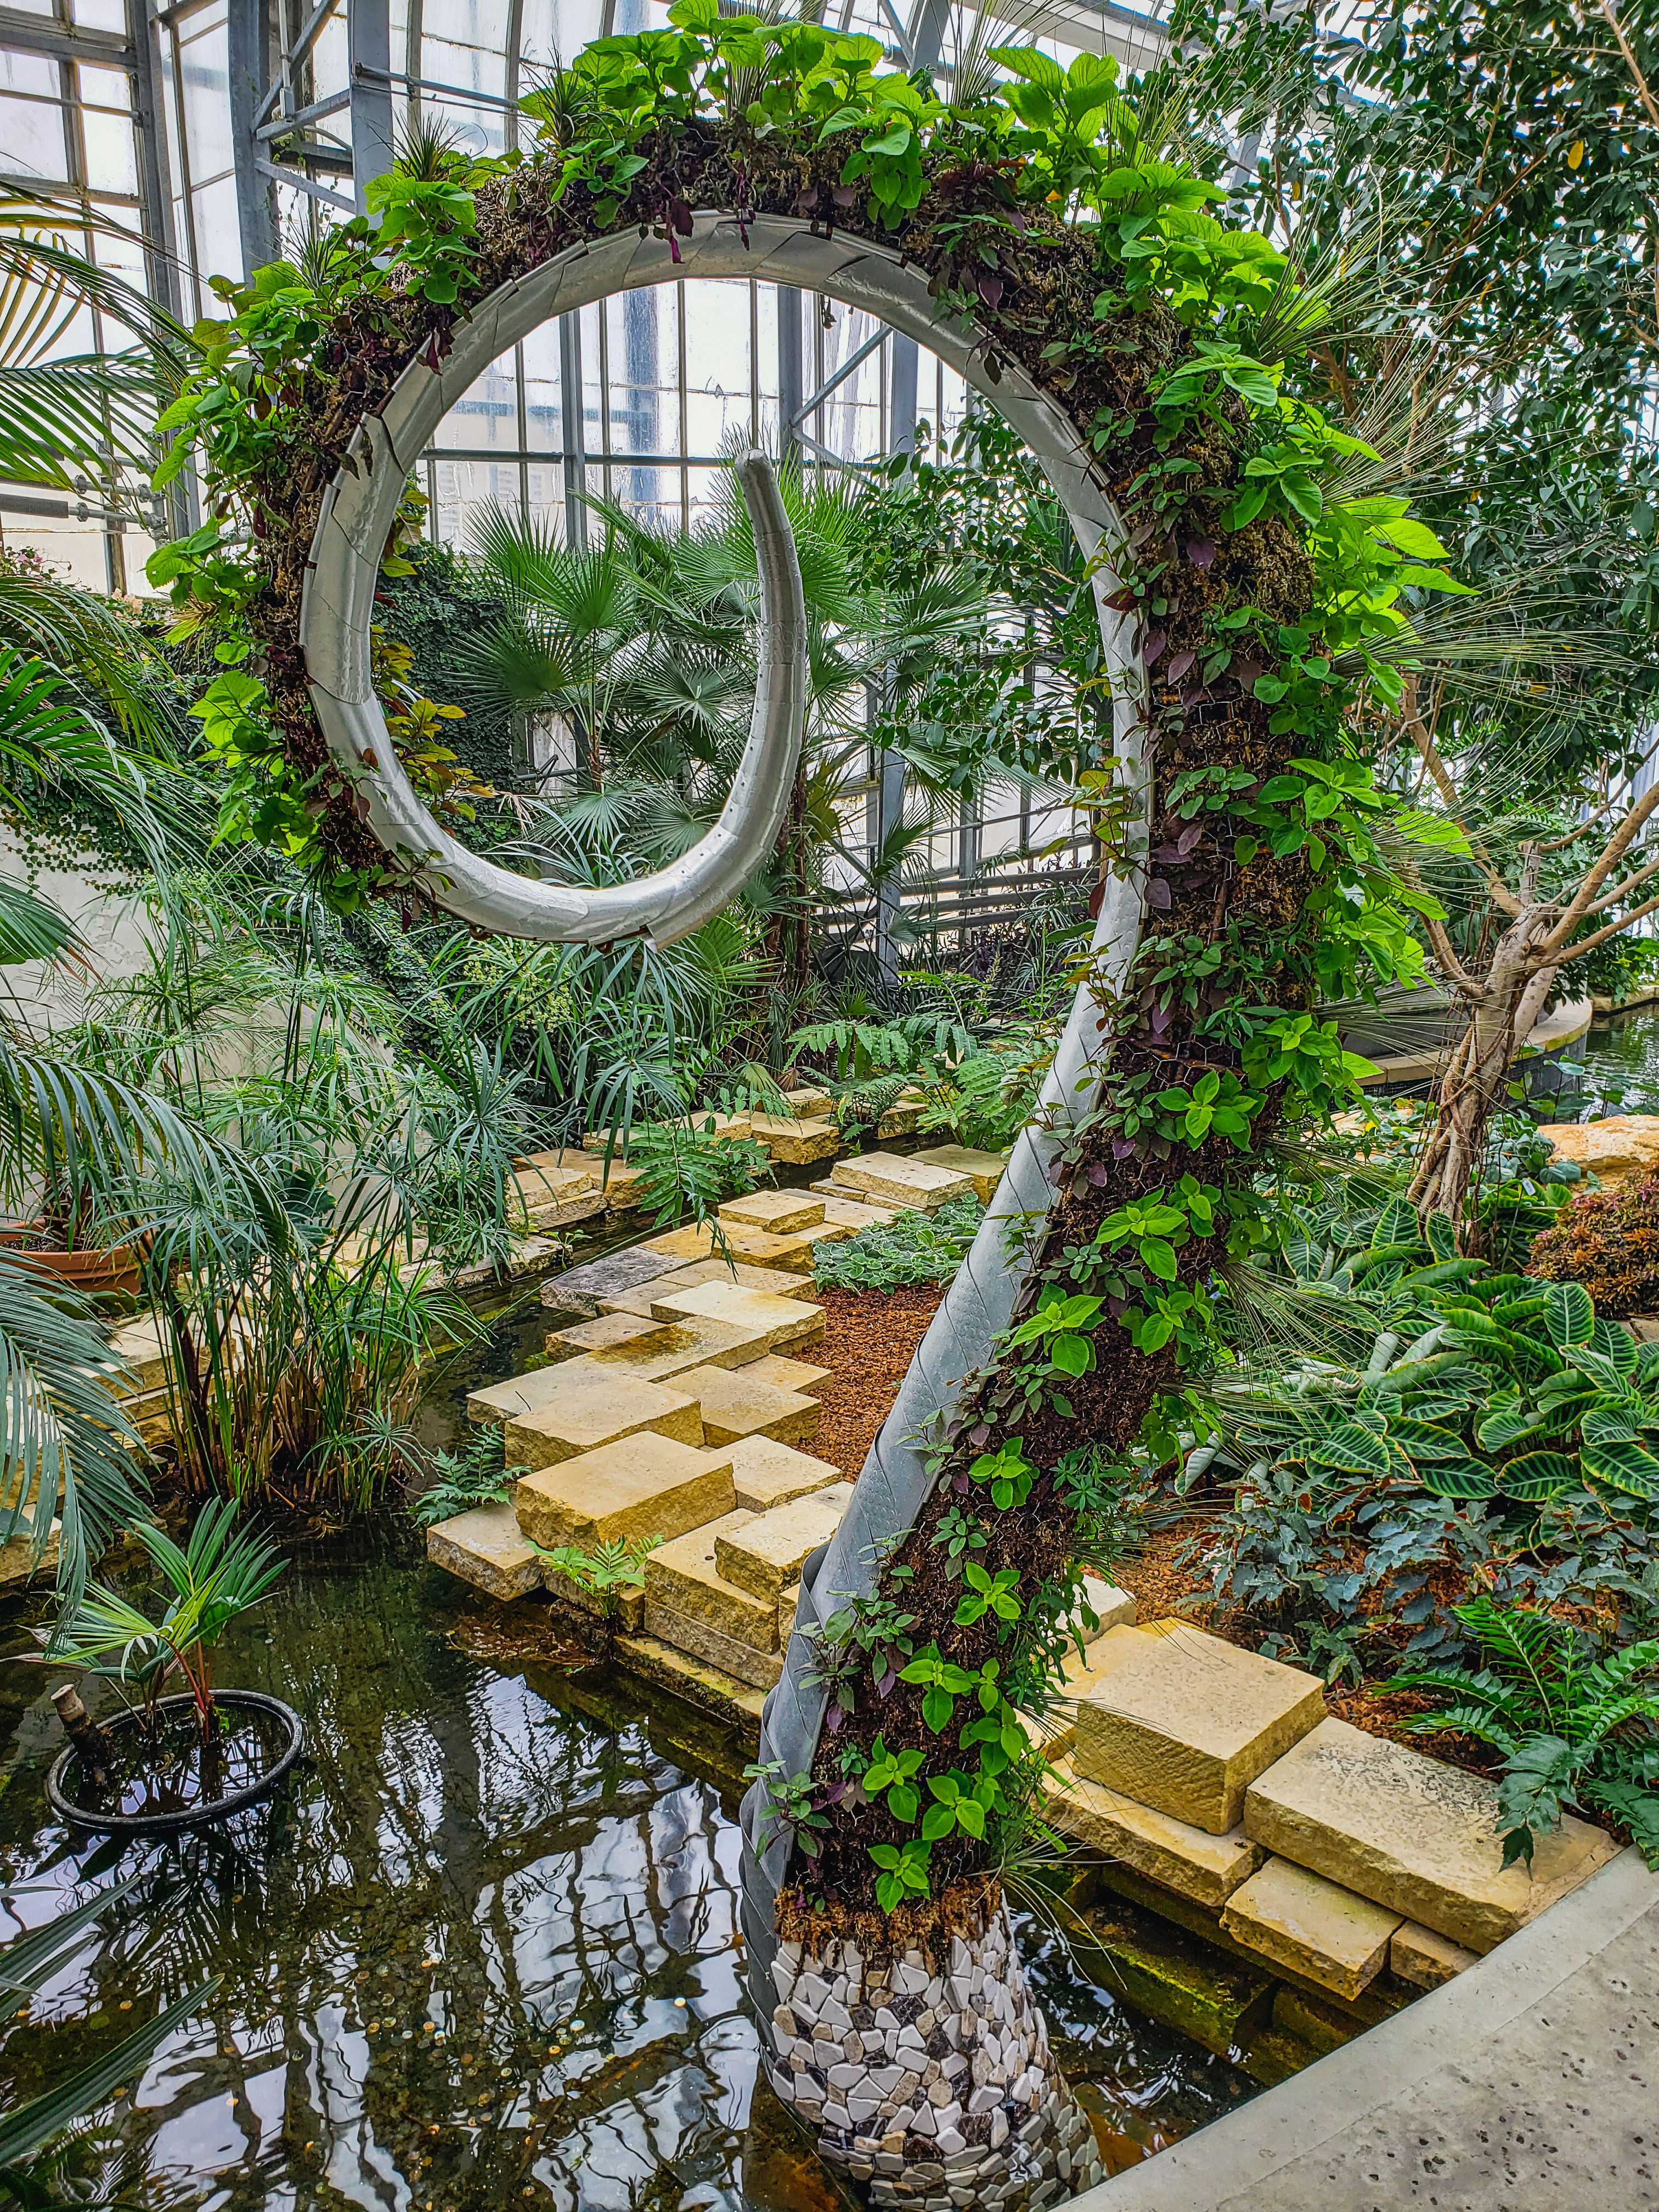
(766, 1905, 1105, 2208)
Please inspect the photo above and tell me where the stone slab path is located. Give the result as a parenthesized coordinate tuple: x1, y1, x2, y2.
(1080, 1846, 1659, 2211)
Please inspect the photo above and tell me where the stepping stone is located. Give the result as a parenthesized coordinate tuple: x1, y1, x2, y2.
(544, 1312, 665, 1361)
(1032, 1623, 1164, 1752)
(108, 1314, 167, 1394)
(912, 1144, 1008, 1204)
(646, 1280, 827, 1353)
(808, 1187, 901, 1229)
(714, 1482, 852, 1601)
(1243, 1716, 1621, 1954)
(728, 1435, 844, 1511)
(0, 1522, 60, 1588)
(513, 1145, 597, 1178)
(644, 1221, 849, 1274)
(612, 1629, 769, 1724)
(1074, 1621, 1326, 1835)
(541, 1559, 645, 1633)
(540, 1246, 680, 1318)
(1046, 1757, 1265, 1910)
(746, 1114, 842, 1164)
(719, 1190, 827, 1235)
(1068, 1576, 1138, 1644)
(472, 1316, 772, 1423)
(876, 1091, 927, 1138)
(425, 1502, 543, 1601)
(512, 1191, 607, 1234)
(830, 1152, 974, 1212)
(588, 1159, 651, 1209)
(512, 1159, 599, 1213)
(599, 1257, 813, 1316)
(634, 1606, 783, 1692)
(783, 1086, 833, 1116)
(585, 1113, 751, 1151)
(514, 1431, 735, 1552)
(672, 1363, 820, 1447)
(645, 1510, 777, 1650)
(745, 1353, 832, 1395)
(1390, 1920, 1479, 1989)
(1221, 1857, 1401, 2001)
(503, 1378, 703, 1472)
(778, 1582, 802, 1640)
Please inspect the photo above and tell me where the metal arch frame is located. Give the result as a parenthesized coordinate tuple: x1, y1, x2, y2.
(300, 215, 1146, 949)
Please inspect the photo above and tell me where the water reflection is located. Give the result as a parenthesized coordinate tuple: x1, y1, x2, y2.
(0, 1536, 1243, 2210)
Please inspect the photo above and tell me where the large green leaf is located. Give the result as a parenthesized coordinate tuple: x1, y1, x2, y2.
(1310, 1420, 1391, 1476)
(1584, 1439, 1659, 1501)
(1591, 1320, 1637, 1374)
(1494, 1450, 1579, 1503)
(1476, 1401, 1544, 1451)
(1372, 1197, 1420, 1249)
(1543, 1279, 1594, 1351)
(1389, 1417, 1474, 1462)
(1415, 1457, 1499, 1500)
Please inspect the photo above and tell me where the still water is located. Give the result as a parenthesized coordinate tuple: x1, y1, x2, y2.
(0, 1304, 1251, 2211)
(1568, 1004, 1659, 1117)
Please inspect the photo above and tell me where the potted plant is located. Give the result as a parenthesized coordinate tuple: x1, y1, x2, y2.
(0, 1169, 140, 1297)
(30, 1498, 302, 1834)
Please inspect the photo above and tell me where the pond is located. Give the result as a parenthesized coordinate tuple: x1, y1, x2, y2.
(0, 1297, 1254, 2211)
(1565, 1002, 1659, 1119)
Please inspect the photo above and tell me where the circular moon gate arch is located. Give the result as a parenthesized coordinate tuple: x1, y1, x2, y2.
(300, 212, 1147, 2196)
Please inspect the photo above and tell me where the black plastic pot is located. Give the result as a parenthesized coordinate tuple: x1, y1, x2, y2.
(46, 1689, 304, 1836)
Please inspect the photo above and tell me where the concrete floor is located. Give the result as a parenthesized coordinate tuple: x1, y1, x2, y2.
(1076, 1847, 1659, 2211)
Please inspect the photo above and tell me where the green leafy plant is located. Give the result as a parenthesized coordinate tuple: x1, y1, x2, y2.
(532, 1532, 661, 1613)
(812, 1195, 983, 1291)
(623, 1119, 772, 1230)
(1393, 1596, 1659, 1870)
(410, 1425, 509, 1527)
(36, 1499, 285, 1739)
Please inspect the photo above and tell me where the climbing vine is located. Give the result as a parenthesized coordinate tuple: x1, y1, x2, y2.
(146, 4, 1472, 1936)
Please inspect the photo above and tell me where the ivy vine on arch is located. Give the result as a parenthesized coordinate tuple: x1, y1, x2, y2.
(149, 4, 1469, 1932)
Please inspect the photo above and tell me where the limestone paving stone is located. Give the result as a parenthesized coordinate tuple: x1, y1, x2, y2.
(876, 1091, 927, 1138)
(1045, 1757, 1265, 1910)
(745, 1353, 832, 1395)
(714, 1482, 853, 1601)
(1245, 1716, 1621, 1953)
(0, 1521, 61, 1588)
(108, 1314, 167, 1395)
(539, 1245, 678, 1318)
(670, 1363, 820, 1448)
(747, 1113, 843, 1165)
(1074, 1620, 1327, 1833)
(783, 1086, 833, 1116)
(513, 1144, 598, 1182)
(719, 1189, 827, 1234)
(645, 1510, 777, 1649)
(642, 1221, 814, 1268)
(511, 1159, 598, 1216)
(598, 1257, 813, 1315)
(611, 1630, 768, 1725)
(830, 1152, 975, 1212)
(1221, 1855, 1402, 2000)
(808, 1185, 902, 1228)
(911, 1144, 1009, 1204)
(778, 1582, 802, 1641)
(543, 1311, 665, 1361)
(645, 1600, 784, 1690)
(646, 1279, 827, 1352)
(728, 1434, 843, 1511)
(425, 1502, 542, 1600)
(512, 1431, 735, 1553)
(1390, 1918, 1479, 1989)
(1030, 1625, 1161, 1752)
(503, 1377, 703, 1471)
(484, 1318, 775, 1421)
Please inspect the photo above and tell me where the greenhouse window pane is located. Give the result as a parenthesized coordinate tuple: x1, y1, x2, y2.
(431, 455, 527, 547)
(71, 0, 128, 31)
(683, 278, 751, 456)
(435, 347, 521, 453)
(178, 10, 233, 187)
(516, 0, 603, 69)
(0, 52, 67, 182)
(77, 65, 139, 200)
(520, 314, 563, 452)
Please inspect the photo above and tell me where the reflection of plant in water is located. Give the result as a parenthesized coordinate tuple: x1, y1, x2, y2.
(0, 1876, 216, 2207)
(532, 1533, 660, 1615)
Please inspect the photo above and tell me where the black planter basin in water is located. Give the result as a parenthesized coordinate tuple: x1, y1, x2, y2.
(46, 1688, 303, 1835)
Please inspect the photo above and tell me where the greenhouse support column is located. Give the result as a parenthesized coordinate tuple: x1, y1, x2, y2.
(229, 0, 276, 276)
(559, 312, 588, 548)
(348, 0, 396, 215)
(778, 286, 803, 466)
(127, 0, 196, 536)
(873, 740, 905, 987)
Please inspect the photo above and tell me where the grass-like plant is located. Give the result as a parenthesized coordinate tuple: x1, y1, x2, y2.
(1393, 1595, 1659, 1870)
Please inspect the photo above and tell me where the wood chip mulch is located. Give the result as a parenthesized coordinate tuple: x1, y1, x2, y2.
(810, 1284, 946, 1479)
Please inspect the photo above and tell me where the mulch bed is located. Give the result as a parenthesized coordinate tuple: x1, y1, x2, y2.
(810, 1284, 946, 1479)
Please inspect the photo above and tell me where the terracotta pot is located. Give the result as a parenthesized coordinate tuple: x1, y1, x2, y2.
(0, 1226, 141, 1296)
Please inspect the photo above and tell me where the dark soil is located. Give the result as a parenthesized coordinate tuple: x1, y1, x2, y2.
(811, 1284, 946, 1479)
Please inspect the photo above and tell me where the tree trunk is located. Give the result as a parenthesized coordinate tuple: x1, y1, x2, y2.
(1407, 919, 1550, 1231)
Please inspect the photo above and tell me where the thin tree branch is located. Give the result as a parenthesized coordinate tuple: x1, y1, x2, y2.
(1538, 778, 1659, 955)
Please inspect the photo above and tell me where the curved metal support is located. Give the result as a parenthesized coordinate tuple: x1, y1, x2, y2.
(303, 449, 805, 946)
